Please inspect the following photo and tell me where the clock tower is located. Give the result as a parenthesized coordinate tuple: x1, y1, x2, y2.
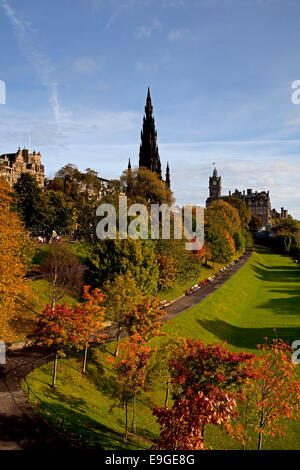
(206, 167, 222, 207)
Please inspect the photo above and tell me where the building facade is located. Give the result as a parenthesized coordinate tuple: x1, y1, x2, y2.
(206, 167, 272, 228)
(0, 147, 45, 188)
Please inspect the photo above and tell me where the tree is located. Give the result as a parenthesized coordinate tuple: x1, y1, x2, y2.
(223, 196, 251, 229)
(153, 340, 254, 449)
(231, 339, 300, 450)
(0, 179, 33, 342)
(153, 387, 237, 450)
(121, 167, 174, 206)
(249, 214, 263, 231)
(80, 285, 107, 373)
(39, 244, 83, 310)
(112, 334, 152, 440)
(38, 286, 106, 386)
(157, 254, 177, 290)
(14, 173, 47, 235)
(85, 238, 159, 295)
(43, 190, 74, 236)
(205, 200, 242, 264)
(274, 233, 298, 254)
(103, 272, 143, 356)
(126, 295, 167, 342)
(272, 216, 300, 235)
(149, 337, 187, 408)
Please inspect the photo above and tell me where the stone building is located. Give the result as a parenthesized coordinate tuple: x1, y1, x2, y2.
(206, 167, 272, 228)
(0, 147, 45, 188)
(271, 207, 289, 222)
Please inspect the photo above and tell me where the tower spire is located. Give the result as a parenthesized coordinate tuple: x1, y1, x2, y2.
(165, 161, 170, 188)
(139, 88, 162, 178)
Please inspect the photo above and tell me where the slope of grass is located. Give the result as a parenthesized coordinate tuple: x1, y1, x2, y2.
(24, 246, 300, 449)
(157, 260, 226, 302)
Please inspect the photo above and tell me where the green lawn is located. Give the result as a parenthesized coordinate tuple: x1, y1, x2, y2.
(24, 246, 300, 450)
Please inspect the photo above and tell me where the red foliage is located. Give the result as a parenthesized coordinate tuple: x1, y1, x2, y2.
(39, 286, 106, 352)
(153, 340, 254, 450)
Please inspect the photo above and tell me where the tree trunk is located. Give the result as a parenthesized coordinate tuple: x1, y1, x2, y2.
(258, 397, 264, 450)
(114, 327, 121, 357)
(258, 431, 263, 451)
(132, 394, 136, 433)
(51, 258, 58, 311)
(201, 425, 205, 444)
(82, 346, 88, 374)
(164, 380, 170, 408)
(52, 352, 58, 388)
(123, 401, 128, 444)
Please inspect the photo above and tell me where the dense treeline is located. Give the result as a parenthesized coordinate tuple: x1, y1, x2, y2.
(255, 216, 300, 258)
(6, 163, 253, 296)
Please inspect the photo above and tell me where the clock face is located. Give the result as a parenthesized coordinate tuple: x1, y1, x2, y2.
(213, 180, 217, 185)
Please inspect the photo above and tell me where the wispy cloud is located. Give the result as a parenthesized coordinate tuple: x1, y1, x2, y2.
(167, 28, 189, 42)
(72, 56, 104, 75)
(1, 0, 69, 123)
(135, 19, 161, 38)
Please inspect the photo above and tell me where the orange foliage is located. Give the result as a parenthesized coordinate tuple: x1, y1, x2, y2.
(0, 179, 33, 342)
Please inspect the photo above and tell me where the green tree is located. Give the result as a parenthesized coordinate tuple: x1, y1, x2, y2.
(43, 190, 74, 236)
(85, 238, 159, 295)
(121, 167, 174, 206)
(223, 196, 251, 229)
(14, 173, 47, 234)
(103, 272, 142, 356)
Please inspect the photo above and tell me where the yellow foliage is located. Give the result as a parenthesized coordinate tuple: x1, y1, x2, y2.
(0, 179, 34, 342)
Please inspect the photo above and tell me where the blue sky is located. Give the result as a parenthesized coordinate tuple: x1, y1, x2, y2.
(1, 0, 300, 217)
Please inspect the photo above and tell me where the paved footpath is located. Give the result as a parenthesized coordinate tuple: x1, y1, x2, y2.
(164, 248, 252, 320)
(0, 249, 252, 450)
(0, 349, 71, 449)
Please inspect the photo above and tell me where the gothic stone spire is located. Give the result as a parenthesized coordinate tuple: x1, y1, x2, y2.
(139, 87, 162, 178)
(165, 161, 170, 188)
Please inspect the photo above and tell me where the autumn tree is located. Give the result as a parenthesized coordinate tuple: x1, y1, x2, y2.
(126, 295, 167, 342)
(112, 334, 152, 440)
(121, 167, 174, 206)
(153, 387, 237, 450)
(153, 340, 254, 449)
(103, 272, 142, 356)
(80, 285, 107, 373)
(0, 179, 33, 342)
(249, 214, 262, 231)
(149, 337, 187, 408)
(157, 254, 177, 290)
(223, 196, 251, 229)
(230, 339, 300, 450)
(205, 200, 243, 264)
(39, 244, 83, 310)
(38, 286, 106, 386)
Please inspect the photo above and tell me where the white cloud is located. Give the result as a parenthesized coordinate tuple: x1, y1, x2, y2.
(72, 57, 104, 75)
(135, 62, 157, 73)
(135, 19, 161, 38)
(167, 28, 189, 43)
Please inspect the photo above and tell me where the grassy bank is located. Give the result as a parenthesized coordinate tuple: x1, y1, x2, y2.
(24, 246, 300, 449)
